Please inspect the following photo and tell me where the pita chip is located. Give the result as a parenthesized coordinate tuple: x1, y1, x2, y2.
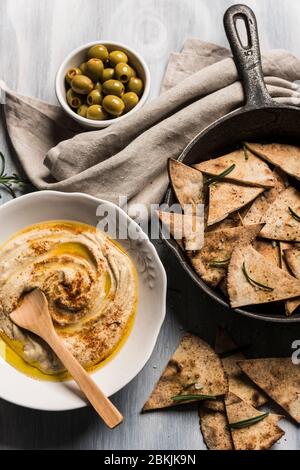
(253, 240, 280, 267)
(194, 149, 275, 188)
(157, 210, 204, 251)
(157, 211, 185, 249)
(189, 224, 262, 288)
(168, 159, 204, 208)
(246, 142, 300, 182)
(215, 329, 267, 408)
(207, 181, 264, 226)
(199, 406, 233, 450)
(243, 169, 288, 225)
(228, 245, 300, 308)
(260, 187, 300, 242)
(238, 358, 300, 424)
(225, 393, 284, 450)
(279, 243, 300, 316)
(284, 247, 300, 278)
(143, 334, 228, 411)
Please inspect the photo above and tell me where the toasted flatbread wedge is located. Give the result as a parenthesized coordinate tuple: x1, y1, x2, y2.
(246, 142, 300, 182)
(260, 187, 300, 242)
(279, 243, 300, 316)
(168, 159, 204, 207)
(183, 204, 205, 251)
(285, 247, 300, 277)
(228, 245, 300, 308)
(224, 393, 284, 450)
(206, 212, 242, 232)
(189, 224, 262, 288)
(208, 181, 264, 226)
(194, 149, 275, 188)
(243, 169, 288, 225)
(157, 210, 204, 251)
(253, 240, 280, 267)
(238, 358, 300, 424)
(199, 406, 233, 450)
(143, 334, 228, 411)
(215, 329, 267, 408)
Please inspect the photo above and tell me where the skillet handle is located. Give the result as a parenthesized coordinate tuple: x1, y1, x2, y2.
(224, 4, 274, 108)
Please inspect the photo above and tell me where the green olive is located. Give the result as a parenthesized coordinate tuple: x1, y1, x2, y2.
(102, 68, 115, 82)
(114, 63, 135, 83)
(77, 104, 89, 118)
(102, 95, 125, 117)
(94, 82, 102, 92)
(87, 44, 109, 61)
(122, 92, 139, 113)
(87, 89, 103, 105)
(127, 77, 143, 96)
(80, 62, 88, 75)
(87, 105, 108, 121)
(102, 79, 125, 97)
(65, 68, 82, 86)
(66, 89, 82, 109)
(85, 58, 104, 81)
(109, 50, 128, 66)
(71, 75, 94, 95)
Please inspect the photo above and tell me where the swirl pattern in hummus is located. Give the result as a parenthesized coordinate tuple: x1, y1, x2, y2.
(0, 221, 138, 376)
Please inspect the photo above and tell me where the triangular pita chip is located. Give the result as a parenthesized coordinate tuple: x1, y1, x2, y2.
(168, 159, 204, 207)
(228, 245, 300, 308)
(207, 181, 264, 226)
(246, 142, 300, 182)
(188, 224, 262, 288)
(260, 187, 300, 242)
(194, 149, 275, 188)
(215, 329, 267, 408)
(279, 242, 300, 316)
(243, 169, 288, 225)
(225, 393, 284, 450)
(284, 247, 300, 278)
(143, 334, 228, 411)
(238, 358, 300, 424)
(199, 406, 233, 450)
(157, 210, 204, 252)
(183, 204, 205, 251)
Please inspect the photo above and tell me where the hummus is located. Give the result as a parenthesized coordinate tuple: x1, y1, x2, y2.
(0, 221, 138, 376)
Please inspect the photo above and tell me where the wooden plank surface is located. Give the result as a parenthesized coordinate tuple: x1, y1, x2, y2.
(0, 0, 299, 450)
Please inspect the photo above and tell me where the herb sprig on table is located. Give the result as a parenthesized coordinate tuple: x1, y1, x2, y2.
(0, 152, 26, 198)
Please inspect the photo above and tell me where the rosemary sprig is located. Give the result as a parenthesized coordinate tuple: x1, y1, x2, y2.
(243, 143, 249, 161)
(242, 262, 274, 292)
(204, 164, 236, 187)
(289, 207, 300, 223)
(227, 412, 269, 430)
(209, 258, 231, 268)
(0, 152, 26, 199)
(172, 394, 217, 402)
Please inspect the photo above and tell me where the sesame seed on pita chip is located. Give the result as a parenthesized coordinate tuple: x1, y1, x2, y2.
(207, 181, 264, 227)
(227, 245, 300, 308)
(142, 334, 228, 411)
(245, 142, 300, 182)
(194, 148, 275, 188)
(224, 393, 284, 451)
(260, 187, 300, 242)
(188, 224, 262, 288)
(238, 358, 300, 424)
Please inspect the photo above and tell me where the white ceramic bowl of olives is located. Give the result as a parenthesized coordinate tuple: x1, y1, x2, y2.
(56, 41, 151, 129)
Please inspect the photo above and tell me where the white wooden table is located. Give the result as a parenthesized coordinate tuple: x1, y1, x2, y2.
(0, 0, 299, 450)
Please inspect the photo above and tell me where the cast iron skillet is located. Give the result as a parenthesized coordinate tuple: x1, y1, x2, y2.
(164, 4, 300, 323)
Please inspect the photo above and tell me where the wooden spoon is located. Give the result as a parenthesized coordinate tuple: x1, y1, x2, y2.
(10, 289, 123, 429)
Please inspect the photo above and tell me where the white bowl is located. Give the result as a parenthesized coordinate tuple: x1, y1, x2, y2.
(56, 41, 151, 129)
(0, 191, 166, 411)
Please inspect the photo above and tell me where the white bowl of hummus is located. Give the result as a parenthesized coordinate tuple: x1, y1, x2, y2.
(0, 191, 166, 411)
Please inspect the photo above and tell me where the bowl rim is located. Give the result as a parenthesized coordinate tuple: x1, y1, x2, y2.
(0, 190, 167, 411)
(55, 40, 151, 128)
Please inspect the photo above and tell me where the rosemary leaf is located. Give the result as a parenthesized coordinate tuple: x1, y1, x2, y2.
(172, 394, 217, 402)
(204, 164, 236, 187)
(242, 262, 274, 292)
(227, 412, 269, 430)
(289, 207, 300, 223)
(209, 258, 231, 268)
(243, 144, 249, 161)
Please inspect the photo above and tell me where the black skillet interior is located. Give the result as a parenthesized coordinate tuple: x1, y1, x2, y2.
(164, 4, 300, 323)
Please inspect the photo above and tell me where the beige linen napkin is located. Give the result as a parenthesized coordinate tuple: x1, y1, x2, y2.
(3, 40, 300, 212)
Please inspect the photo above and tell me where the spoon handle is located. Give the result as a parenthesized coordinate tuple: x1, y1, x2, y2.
(47, 331, 123, 429)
